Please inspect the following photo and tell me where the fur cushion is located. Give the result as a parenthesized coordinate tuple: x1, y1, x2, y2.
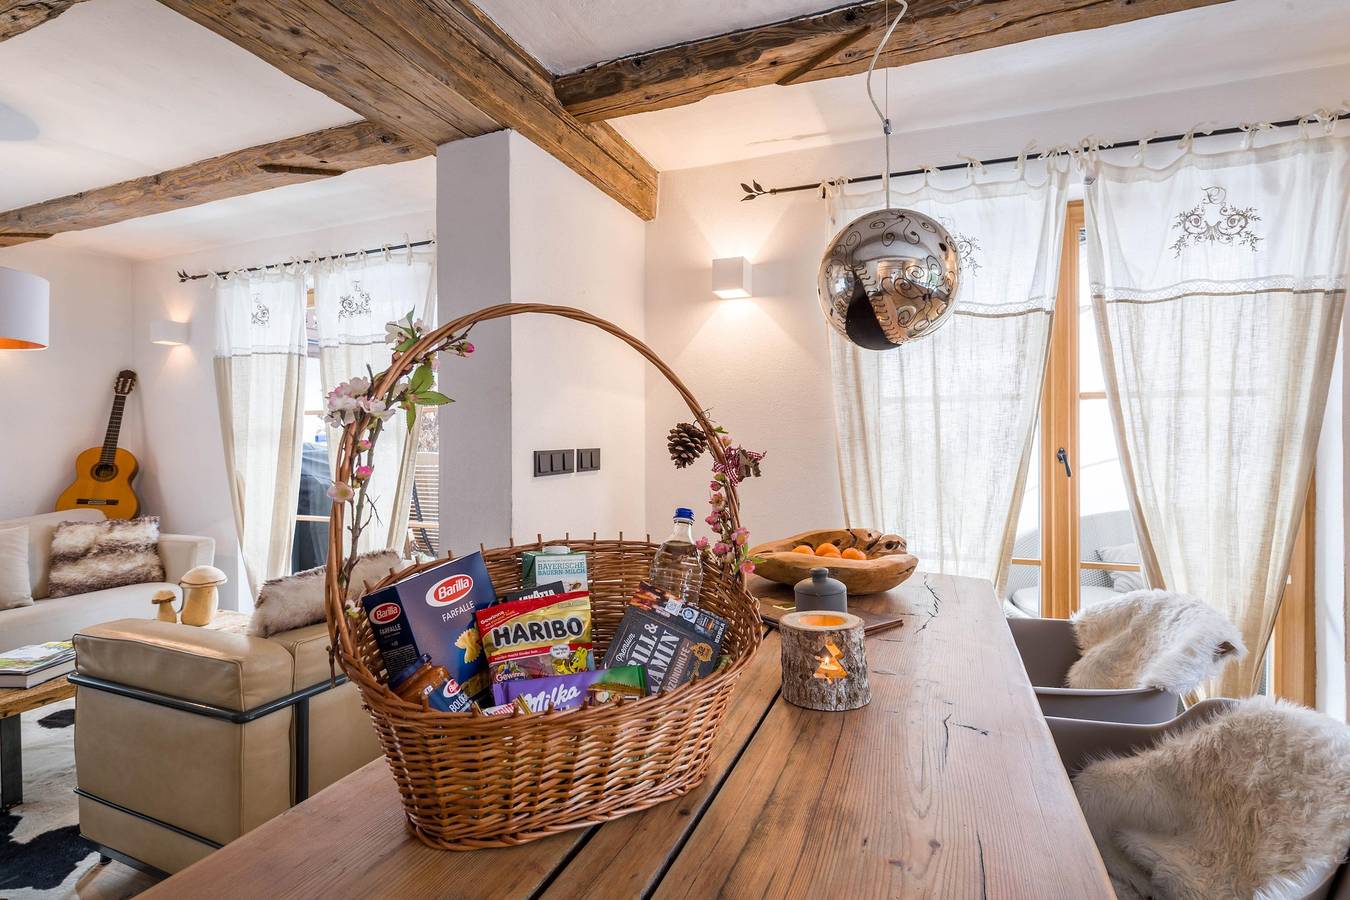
(47, 517, 164, 598)
(250, 550, 401, 637)
(1068, 589, 1244, 694)
(1075, 698, 1350, 900)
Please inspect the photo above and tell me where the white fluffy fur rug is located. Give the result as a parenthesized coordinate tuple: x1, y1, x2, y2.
(1069, 589, 1244, 694)
(1075, 698, 1350, 900)
(250, 550, 401, 637)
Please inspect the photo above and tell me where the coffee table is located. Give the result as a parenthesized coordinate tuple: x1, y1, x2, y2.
(0, 674, 76, 810)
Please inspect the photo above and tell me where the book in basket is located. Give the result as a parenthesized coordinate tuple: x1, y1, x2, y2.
(0, 641, 75, 689)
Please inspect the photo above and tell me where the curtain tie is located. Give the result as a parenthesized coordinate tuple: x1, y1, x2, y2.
(1132, 130, 1159, 164)
(957, 154, 985, 185)
(1015, 141, 1039, 179)
(1239, 122, 1276, 150)
(1178, 122, 1216, 154)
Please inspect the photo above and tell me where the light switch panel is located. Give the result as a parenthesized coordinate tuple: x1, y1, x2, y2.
(577, 448, 601, 472)
(534, 449, 574, 477)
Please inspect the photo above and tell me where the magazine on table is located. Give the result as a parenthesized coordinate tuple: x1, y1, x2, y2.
(0, 641, 76, 689)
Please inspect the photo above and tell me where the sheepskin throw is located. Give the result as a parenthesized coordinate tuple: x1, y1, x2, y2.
(47, 517, 164, 598)
(1068, 589, 1244, 694)
(1075, 698, 1350, 900)
(250, 549, 401, 637)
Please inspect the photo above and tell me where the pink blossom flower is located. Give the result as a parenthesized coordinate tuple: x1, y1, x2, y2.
(732, 527, 749, 546)
(739, 560, 756, 576)
(356, 438, 372, 452)
(353, 465, 373, 481)
(705, 514, 720, 527)
(713, 542, 732, 556)
(695, 536, 709, 551)
(709, 481, 721, 492)
(327, 481, 354, 502)
(710, 493, 725, 508)
(461, 341, 475, 355)
(359, 397, 395, 421)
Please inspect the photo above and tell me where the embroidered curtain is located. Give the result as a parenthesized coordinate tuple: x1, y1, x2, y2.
(314, 249, 436, 553)
(826, 166, 1069, 590)
(1085, 131, 1349, 697)
(214, 269, 308, 594)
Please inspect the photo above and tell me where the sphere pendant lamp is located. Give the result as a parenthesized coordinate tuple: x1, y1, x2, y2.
(817, 1, 961, 350)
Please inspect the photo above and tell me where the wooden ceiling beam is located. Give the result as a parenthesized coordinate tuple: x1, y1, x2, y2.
(158, 0, 658, 220)
(555, 0, 1236, 122)
(0, 0, 87, 42)
(0, 121, 429, 245)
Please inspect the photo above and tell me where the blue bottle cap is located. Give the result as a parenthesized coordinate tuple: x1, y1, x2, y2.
(674, 507, 694, 520)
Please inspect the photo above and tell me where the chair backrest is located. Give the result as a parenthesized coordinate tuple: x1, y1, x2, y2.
(1, 509, 107, 598)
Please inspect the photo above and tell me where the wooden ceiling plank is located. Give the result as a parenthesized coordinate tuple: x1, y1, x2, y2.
(0, 120, 428, 245)
(158, 0, 658, 220)
(0, 0, 87, 42)
(555, 0, 1236, 122)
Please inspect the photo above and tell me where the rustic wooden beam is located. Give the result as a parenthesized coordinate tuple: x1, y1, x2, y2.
(0, 121, 428, 245)
(0, 0, 86, 42)
(555, 0, 1236, 122)
(158, 0, 658, 220)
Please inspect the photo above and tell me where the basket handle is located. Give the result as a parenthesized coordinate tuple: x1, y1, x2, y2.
(323, 302, 744, 659)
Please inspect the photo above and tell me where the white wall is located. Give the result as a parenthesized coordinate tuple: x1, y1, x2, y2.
(436, 132, 647, 551)
(130, 210, 435, 608)
(0, 243, 135, 519)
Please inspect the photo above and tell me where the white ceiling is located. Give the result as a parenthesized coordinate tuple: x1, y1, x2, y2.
(474, 0, 837, 74)
(0, 0, 360, 211)
(4, 0, 1350, 258)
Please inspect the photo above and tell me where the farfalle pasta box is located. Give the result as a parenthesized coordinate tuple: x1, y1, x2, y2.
(361, 552, 496, 702)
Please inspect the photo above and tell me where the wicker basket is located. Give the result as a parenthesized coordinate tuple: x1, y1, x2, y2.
(323, 304, 763, 850)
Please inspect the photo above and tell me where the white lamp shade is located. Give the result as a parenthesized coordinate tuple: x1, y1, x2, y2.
(149, 319, 190, 346)
(0, 266, 49, 350)
(711, 256, 753, 299)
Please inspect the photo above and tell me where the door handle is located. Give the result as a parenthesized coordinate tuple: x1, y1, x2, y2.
(1056, 447, 1072, 478)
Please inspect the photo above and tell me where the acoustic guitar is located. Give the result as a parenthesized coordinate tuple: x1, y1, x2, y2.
(56, 370, 141, 519)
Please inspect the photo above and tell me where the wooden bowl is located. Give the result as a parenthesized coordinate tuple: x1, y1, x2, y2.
(750, 529, 918, 595)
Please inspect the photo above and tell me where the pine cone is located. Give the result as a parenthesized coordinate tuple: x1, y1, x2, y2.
(667, 422, 708, 469)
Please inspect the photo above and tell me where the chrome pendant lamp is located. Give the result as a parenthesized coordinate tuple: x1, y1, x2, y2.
(817, 0, 961, 350)
(0, 266, 49, 350)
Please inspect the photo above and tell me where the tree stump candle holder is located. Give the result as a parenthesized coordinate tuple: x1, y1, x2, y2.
(779, 610, 870, 711)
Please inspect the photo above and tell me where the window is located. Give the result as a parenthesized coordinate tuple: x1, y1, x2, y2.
(406, 408, 440, 557)
(1008, 201, 1316, 705)
(293, 287, 331, 572)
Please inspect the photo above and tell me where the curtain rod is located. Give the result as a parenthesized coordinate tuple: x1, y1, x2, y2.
(176, 238, 436, 282)
(737, 111, 1350, 201)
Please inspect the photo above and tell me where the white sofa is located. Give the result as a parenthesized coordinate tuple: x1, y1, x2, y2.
(0, 509, 214, 650)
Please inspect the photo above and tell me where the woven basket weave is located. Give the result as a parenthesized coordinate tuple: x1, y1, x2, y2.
(324, 304, 763, 850)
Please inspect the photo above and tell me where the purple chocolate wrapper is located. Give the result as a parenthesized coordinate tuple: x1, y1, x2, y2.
(491, 666, 647, 713)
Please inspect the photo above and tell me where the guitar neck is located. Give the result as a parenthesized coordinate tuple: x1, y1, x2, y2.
(98, 395, 128, 465)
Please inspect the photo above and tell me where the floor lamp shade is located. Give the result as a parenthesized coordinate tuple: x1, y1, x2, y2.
(0, 267, 49, 350)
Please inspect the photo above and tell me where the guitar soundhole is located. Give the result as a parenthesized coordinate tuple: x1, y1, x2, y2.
(92, 464, 118, 482)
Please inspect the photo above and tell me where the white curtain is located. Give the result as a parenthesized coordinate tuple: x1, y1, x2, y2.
(314, 249, 436, 553)
(1085, 130, 1349, 697)
(827, 166, 1069, 590)
(214, 269, 308, 594)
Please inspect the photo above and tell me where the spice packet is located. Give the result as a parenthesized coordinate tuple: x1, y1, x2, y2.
(492, 666, 647, 713)
(476, 590, 594, 683)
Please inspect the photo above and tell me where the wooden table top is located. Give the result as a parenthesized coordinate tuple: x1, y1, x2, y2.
(0, 674, 74, 718)
(146, 574, 1112, 899)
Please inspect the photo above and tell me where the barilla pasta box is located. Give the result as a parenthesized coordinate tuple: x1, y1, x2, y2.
(520, 547, 588, 592)
(362, 552, 497, 702)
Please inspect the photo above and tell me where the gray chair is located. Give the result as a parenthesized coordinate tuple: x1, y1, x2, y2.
(1047, 702, 1350, 900)
(1008, 615, 1180, 724)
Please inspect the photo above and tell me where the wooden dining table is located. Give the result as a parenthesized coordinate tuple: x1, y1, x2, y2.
(144, 573, 1113, 899)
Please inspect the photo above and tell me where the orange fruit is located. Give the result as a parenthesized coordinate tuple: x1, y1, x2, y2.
(815, 543, 841, 557)
(792, 545, 814, 554)
(841, 547, 867, 561)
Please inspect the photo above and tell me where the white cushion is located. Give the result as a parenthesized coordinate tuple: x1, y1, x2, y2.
(1096, 542, 1146, 592)
(0, 509, 106, 598)
(0, 526, 33, 610)
(1, 581, 177, 650)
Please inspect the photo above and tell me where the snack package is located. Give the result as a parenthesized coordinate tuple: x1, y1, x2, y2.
(476, 590, 594, 683)
(603, 586, 727, 694)
(362, 552, 497, 702)
(478, 696, 533, 717)
(492, 666, 647, 713)
(495, 581, 565, 606)
(521, 547, 588, 592)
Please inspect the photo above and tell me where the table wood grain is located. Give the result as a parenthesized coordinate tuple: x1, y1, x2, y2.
(0, 674, 74, 718)
(145, 575, 1111, 899)
(751, 575, 916, 636)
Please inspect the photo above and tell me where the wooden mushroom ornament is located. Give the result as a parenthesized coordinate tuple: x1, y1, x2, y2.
(779, 610, 870, 711)
(151, 588, 178, 623)
(179, 565, 227, 627)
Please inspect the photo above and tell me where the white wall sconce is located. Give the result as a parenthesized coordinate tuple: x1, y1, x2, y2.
(0, 266, 49, 350)
(149, 319, 190, 346)
(711, 256, 753, 299)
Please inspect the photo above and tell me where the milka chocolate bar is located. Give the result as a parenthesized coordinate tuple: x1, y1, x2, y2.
(491, 666, 647, 713)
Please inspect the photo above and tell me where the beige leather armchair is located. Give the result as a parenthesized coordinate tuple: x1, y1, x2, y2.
(71, 618, 381, 876)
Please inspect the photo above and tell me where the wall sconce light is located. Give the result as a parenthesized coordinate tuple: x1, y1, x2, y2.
(711, 256, 753, 299)
(149, 319, 190, 346)
(0, 266, 50, 350)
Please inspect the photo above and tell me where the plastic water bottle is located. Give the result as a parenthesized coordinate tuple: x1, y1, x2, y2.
(649, 507, 704, 604)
